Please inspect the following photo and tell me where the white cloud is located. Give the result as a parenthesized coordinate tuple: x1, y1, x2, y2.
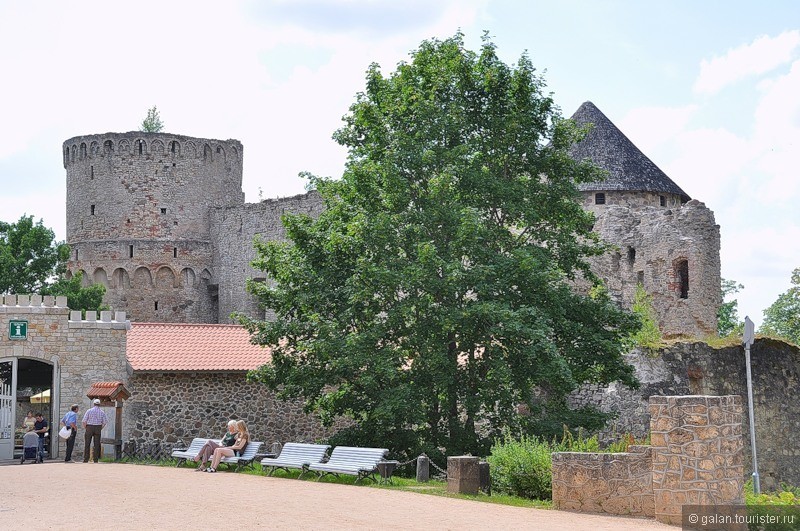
(693, 30, 800, 95)
(619, 105, 698, 155)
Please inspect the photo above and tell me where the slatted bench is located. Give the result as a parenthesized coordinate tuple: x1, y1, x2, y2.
(308, 446, 389, 483)
(171, 438, 217, 467)
(259, 442, 331, 477)
(216, 441, 264, 471)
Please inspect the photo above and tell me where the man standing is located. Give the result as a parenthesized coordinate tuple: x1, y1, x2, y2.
(33, 412, 49, 461)
(82, 398, 107, 463)
(60, 404, 79, 462)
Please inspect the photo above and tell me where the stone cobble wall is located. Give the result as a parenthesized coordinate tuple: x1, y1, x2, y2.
(649, 395, 744, 525)
(0, 295, 130, 461)
(552, 445, 654, 516)
(209, 191, 324, 323)
(570, 339, 799, 490)
(126, 372, 345, 448)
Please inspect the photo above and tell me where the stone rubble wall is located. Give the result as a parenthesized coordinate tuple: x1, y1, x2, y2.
(552, 445, 654, 516)
(569, 339, 800, 490)
(126, 372, 346, 447)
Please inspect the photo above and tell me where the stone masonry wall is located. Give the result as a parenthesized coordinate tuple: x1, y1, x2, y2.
(0, 295, 130, 462)
(552, 445, 654, 516)
(126, 372, 346, 448)
(569, 339, 800, 490)
(587, 199, 721, 338)
(649, 395, 744, 525)
(553, 396, 743, 526)
(209, 191, 324, 323)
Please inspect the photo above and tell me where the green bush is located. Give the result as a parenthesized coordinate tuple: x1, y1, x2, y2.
(745, 481, 800, 530)
(488, 434, 554, 500)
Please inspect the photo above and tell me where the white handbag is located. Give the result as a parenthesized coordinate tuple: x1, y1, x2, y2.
(58, 426, 70, 439)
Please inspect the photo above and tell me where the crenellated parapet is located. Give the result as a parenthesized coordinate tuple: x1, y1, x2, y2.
(68, 310, 131, 330)
(0, 293, 68, 310)
(63, 132, 242, 168)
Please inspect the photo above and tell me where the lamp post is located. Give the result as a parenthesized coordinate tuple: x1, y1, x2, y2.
(743, 316, 760, 494)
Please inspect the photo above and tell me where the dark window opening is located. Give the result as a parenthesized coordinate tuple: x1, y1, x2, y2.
(172, 163, 176, 167)
(75, 249, 79, 261)
(216, 146, 222, 153)
(170, 142, 176, 154)
(173, 220, 178, 225)
(90, 205, 95, 216)
(129, 245, 134, 258)
(627, 247, 636, 265)
(676, 259, 689, 299)
(173, 247, 177, 258)
(138, 141, 143, 155)
(160, 208, 167, 215)
(154, 301, 159, 311)
(660, 195, 666, 207)
(104, 140, 113, 152)
(90, 166, 94, 179)
(595, 193, 606, 205)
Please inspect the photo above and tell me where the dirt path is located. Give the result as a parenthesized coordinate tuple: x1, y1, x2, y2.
(0, 461, 673, 530)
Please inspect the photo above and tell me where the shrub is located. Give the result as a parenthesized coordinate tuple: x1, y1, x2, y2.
(745, 480, 800, 530)
(488, 434, 554, 500)
(631, 283, 663, 349)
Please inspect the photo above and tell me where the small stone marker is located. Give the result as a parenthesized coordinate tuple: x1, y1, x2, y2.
(416, 454, 430, 482)
(447, 455, 479, 495)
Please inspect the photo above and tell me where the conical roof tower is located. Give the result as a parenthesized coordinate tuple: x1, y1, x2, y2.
(568, 101, 690, 202)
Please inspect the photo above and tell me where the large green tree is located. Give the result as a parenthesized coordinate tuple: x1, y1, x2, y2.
(0, 215, 69, 293)
(241, 34, 639, 458)
(759, 267, 800, 345)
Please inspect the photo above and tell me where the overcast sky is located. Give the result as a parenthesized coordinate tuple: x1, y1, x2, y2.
(1, 0, 798, 327)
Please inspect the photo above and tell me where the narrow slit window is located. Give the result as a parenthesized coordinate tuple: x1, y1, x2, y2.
(154, 301, 159, 311)
(171, 142, 176, 154)
(129, 245, 134, 258)
(660, 195, 666, 207)
(138, 141, 143, 155)
(173, 247, 177, 258)
(161, 208, 167, 215)
(627, 247, 636, 265)
(676, 259, 689, 299)
(90, 205, 95, 216)
(75, 249, 79, 261)
(90, 166, 94, 179)
(595, 192, 606, 205)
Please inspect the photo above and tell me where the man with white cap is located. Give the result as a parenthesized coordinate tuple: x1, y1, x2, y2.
(82, 398, 108, 463)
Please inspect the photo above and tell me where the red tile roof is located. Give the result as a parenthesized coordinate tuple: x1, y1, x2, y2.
(87, 381, 131, 400)
(127, 323, 272, 371)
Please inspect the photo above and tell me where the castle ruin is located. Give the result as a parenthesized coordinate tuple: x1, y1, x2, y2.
(63, 102, 721, 337)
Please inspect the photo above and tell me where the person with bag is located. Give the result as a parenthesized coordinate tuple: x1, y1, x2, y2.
(60, 404, 79, 462)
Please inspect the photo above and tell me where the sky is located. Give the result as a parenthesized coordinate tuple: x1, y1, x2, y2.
(1, 0, 798, 327)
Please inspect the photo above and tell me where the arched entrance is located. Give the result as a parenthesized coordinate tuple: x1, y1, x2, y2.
(0, 358, 54, 460)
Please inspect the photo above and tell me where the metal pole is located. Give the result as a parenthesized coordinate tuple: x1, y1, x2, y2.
(743, 316, 760, 494)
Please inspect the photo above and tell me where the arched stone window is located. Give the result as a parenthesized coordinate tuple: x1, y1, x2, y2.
(595, 192, 606, 205)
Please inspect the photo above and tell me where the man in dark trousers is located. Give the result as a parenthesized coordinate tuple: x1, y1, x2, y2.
(60, 404, 79, 462)
(33, 412, 49, 461)
(82, 399, 107, 463)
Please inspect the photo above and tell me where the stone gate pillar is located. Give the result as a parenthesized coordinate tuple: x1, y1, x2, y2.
(648, 395, 744, 525)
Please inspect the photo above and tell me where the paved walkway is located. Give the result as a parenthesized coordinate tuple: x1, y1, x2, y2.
(0, 461, 673, 530)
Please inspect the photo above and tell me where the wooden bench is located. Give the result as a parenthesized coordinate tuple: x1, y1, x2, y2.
(307, 446, 389, 483)
(216, 440, 264, 471)
(171, 438, 217, 467)
(259, 442, 331, 477)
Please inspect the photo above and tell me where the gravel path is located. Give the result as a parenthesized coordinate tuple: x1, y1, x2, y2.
(0, 461, 674, 530)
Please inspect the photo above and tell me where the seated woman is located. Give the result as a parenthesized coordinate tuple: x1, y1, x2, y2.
(193, 420, 237, 471)
(206, 420, 249, 473)
(22, 410, 36, 431)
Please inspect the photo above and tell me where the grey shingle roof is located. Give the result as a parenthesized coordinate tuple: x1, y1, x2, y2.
(568, 101, 690, 201)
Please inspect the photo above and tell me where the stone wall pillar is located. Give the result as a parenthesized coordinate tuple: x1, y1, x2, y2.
(649, 395, 744, 525)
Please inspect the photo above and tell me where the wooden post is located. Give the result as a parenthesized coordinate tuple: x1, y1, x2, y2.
(114, 400, 123, 460)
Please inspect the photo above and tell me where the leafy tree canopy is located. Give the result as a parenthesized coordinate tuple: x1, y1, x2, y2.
(42, 271, 108, 315)
(0, 215, 69, 294)
(241, 33, 640, 458)
(718, 278, 744, 337)
(759, 268, 800, 345)
(140, 105, 164, 133)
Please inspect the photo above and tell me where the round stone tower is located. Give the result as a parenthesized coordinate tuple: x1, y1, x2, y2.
(63, 132, 244, 323)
